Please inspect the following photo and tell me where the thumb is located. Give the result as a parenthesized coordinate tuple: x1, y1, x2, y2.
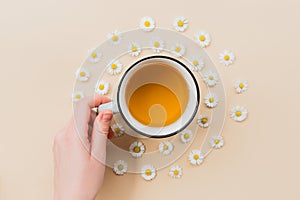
(90, 110, 113, 163)
(93, 110, 113, 136)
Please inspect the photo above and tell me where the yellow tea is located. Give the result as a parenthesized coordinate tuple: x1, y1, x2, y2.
(128, 83, 182, 127)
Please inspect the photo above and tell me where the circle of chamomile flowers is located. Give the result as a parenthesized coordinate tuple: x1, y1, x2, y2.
(141, 165, 156, 181)
(129, 141, 145, 158)
(159, 141, 174, 155)
(113, 160, 128, 175)
(73, 17, 245, 181)
(111, 124, 125, 137)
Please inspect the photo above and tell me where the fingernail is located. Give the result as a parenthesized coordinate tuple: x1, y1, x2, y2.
(102, 111, 112, 122)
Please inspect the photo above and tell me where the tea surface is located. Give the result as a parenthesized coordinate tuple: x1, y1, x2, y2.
(128, 83, 182, 126)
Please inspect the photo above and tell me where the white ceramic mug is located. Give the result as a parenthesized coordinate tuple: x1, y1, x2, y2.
(98, 56, 199, 138)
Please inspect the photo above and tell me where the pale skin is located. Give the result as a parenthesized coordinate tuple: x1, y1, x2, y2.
(53, 96, 113, 200)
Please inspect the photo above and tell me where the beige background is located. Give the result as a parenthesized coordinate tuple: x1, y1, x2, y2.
(1, 0, 300, 199)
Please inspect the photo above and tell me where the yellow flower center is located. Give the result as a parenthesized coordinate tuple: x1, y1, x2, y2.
(118, 165, 124, 170)
(111, 63, 117, 69)
(199, 35, 206, 41)
(174, 170, 179, 175)
(98, 84, 105, 90)
(215, 139, 220, 144)
(145, 169, 152, 176)
(224, 55, 230, 61)
(209, 75, 214, 80)
(112, 35, 118, 41)
(79, 71, 86, 77)
(201, 118, 208, 124)
(177, 20, 184, 27)
(184, 133, 190, 139)
(193, 60, 199, 66)
(144, 21, 151, 27)
(75, 94, 81, 99)
(163, 145, 169, 150)
(134, 146, 140, 153)
(239, 83, 244, 89)
(209, 97, 214, 103)
(154, 41, 160, 48)
(114, 127, 120, 133)
(91, 52, 97, 59)
(235, 111, 242, 117)
(132, 46, 137, 52)
(193, 154, 199, 160)
(175, 46, 181, 52)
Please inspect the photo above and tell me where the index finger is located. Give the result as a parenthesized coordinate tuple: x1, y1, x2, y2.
(73, 95, 112, 148)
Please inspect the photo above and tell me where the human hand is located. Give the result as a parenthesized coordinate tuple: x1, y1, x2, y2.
(53, 95, 113, 200)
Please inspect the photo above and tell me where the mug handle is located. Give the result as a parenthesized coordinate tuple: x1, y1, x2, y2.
(97, 101, 119, 114)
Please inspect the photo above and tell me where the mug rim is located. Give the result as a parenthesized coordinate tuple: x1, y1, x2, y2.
(117, 55, 200, 138)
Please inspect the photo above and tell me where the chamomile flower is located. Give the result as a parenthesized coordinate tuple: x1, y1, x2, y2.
(95, 80, 109, 95)
(72, 91, 84, 102)
(76, 68, 90, 82)
(230, 106, 248, 122)
(141, 165, 156, 181)
(129, 141, 145, 158)
(189, 57, 204, 71)
(107, 60, 122, 75)
(113, 160, 128, 175)
(234, 80, 248, 93)
(210, 136, 224, 149)
(197, 115, 209, 128)
(128, 42, 141, 57)
(169, 166, 183, 179)
(204, 93, 218, 108)
(173, 16, 188, 32)
(140, 16, 155, 32)
(203, 71, 218, 87)
(88, 49, 101, 63)
(188, 149, 204, 165)
(195, 32, 211, 48)
(159, 141, 173, 155)
(107, 30, 122, 45)
(180, 130, 193, 143)
(111, 124, 125, 137)
(171, 43, 185, 57)
(150, 38, 164, 53)
(219, 50, 235, 66)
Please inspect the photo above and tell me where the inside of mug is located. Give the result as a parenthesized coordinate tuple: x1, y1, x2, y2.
(125, 62, 189, 127)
